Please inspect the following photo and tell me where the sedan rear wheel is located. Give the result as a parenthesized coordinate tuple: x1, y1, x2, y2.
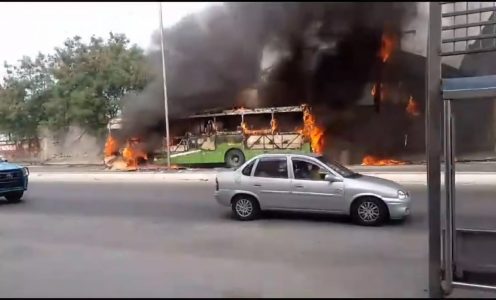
(232, 196, 260, 221)
(351, 197, 388, 226)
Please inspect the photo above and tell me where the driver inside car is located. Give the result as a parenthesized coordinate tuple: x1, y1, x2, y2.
(308, 164, 322, 180)
(294, 161, 322, 180)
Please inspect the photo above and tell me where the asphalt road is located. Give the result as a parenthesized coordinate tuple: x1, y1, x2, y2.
(1, 181, 495, 297)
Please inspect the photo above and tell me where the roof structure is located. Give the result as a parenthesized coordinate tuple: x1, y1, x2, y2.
(442, 75, 496, 99)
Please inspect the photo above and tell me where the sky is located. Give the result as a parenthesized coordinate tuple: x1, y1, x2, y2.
(0, 2, 221, 79)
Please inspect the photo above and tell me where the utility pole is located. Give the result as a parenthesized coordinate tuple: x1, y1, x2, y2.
(159, 1, 171, 168)
(426, 2, 443, 298)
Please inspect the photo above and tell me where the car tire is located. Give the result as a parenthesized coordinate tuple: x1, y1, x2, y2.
(5, 191, 24, 203)
(225, 149, 245, 168)
(351, 197, 388, 226)
(232, 196, 260, 221)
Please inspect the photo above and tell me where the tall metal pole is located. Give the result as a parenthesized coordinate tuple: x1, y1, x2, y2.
(159, 2, 171, 168)
(443, 100, 455, 295)
(426, 2, 443, 298)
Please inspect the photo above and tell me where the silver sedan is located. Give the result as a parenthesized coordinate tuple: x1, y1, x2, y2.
(214, 153, 411, 226)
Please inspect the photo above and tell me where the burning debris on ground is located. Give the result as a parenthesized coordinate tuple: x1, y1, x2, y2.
(104, 135, 147, 171)
(361, 155, 409, 166)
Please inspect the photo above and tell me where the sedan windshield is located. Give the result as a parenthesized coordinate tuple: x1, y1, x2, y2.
(316, 156, 358, 178)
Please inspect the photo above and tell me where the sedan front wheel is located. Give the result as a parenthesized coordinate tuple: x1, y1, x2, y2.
(351, 197, 388, 226)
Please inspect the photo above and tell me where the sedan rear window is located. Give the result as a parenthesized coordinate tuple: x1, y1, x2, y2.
(253, 157, 288, 179)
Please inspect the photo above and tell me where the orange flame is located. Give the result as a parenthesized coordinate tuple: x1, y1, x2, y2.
(380, 31, 397, 63)
(361, 155, 406, 166)
(302, 106, 325, 155)
(270, 118, 278, 133)
(240, 116, 278, 135)
(104, 135, 119, 157)
(371, 83, 386, 102)
(122, 138, 148, 170)
(406, 96, 420, 117)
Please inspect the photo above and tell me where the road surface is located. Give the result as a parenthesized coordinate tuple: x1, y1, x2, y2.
(0, 179, 495, 297)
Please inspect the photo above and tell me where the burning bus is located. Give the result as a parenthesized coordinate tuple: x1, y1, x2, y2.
(104, 104, 324, 170)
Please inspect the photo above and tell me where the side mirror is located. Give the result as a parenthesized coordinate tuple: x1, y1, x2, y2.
(325, 174, 342, 182)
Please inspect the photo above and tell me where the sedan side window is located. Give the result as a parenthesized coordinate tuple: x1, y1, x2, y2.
(253, 158, 288, 179)
(292, 159, 329, 181)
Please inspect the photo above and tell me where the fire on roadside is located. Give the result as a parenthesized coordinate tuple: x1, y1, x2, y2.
(104, 135, 119, 157)
(103, 136, 148, 171)
(361, 155, 406, 166)
(122, 138, 148, 170)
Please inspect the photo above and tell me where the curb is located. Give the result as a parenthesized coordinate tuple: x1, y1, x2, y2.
(29, 172, 215, 183)
(28, 171, 496, 186)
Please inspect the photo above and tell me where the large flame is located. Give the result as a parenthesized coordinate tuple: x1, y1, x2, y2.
(302, 106, 325, 155)
(406, 96, 420, 117)
(103, 134, 148, 171)
(104, 135, 119, 157)
(361, 155, 406, 166)
(122, 138, 148, 170)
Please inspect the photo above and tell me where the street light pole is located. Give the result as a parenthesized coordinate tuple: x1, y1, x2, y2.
(426, 2, 442, 298)
(159, 1, 171, 168)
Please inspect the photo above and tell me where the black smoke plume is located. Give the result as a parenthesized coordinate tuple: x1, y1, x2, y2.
(120, 2, 417, 146)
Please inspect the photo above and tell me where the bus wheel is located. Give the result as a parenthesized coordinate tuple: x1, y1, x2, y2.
(225, 149, 245, 168)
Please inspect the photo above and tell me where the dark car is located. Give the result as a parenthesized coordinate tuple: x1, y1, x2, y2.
(0, 159, 29, 203)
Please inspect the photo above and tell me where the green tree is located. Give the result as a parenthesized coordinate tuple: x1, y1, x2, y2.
(44, 33, 151, 137)
(0, 53, 53, 141)
(0, 32, 150, 141)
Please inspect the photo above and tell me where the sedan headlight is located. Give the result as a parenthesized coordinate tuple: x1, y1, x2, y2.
(22, 167, 29, 176)
(398, 190, 408, 200)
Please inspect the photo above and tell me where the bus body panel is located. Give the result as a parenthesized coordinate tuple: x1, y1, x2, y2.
(169, 142, 312, 165)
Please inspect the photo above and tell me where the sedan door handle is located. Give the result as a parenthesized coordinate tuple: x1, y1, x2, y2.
(254, 184, 262, 187)
(294, 185, 304, 188)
